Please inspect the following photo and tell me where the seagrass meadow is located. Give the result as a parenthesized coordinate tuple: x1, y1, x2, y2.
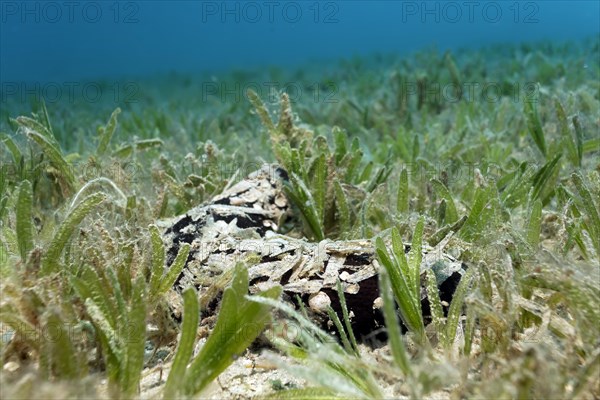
(1, 37, 599, 399)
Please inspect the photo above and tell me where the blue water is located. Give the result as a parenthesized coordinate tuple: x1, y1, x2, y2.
(1, 1, 599, 83)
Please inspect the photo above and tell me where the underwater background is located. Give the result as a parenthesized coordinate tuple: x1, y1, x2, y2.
(1, 1, 599, 160)
(1, 2, 600, 399)
(1, 1, 599, 82)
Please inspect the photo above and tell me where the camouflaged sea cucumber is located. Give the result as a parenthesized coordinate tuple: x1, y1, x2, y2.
(158, 164, 467, 336)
